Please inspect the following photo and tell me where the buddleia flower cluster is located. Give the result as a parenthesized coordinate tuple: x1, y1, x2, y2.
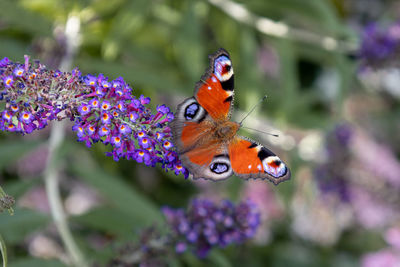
(108, 199, 261, 265)
(162, 198, 261, 258)
(0, 56, 188, 177)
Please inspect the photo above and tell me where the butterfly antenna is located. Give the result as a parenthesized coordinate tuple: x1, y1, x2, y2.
(239, 95, 268, 125)
(241, 126, 279, 137)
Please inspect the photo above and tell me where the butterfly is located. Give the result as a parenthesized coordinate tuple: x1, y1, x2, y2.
(171, 48, 290, 185)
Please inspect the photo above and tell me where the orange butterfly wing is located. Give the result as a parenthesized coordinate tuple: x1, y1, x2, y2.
(229, 137, 290, 185)
(193, 48, 234, 120)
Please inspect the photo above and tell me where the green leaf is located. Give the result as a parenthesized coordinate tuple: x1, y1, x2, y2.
(0, 234, 7, 267)
(174, 1, 205, 81)
(0, 140, 42, 170)
(9, 258, 65, 267)
(73, 207, 137, 236)
(1, 179, 41, 200)
(0, 1, 52, 36)
(70, 151, 163, 229)
(0, 208, 49, 244)
(0, 38, 29, 61)
(75, 56, 184, 93)
(208, 250, 232, 267)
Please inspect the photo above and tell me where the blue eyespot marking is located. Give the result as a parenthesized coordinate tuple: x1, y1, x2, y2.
(210, 162, 229, 174)
(185, 103, 199, 120)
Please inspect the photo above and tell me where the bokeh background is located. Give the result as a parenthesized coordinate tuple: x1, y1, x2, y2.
(1, 0, 400, 266)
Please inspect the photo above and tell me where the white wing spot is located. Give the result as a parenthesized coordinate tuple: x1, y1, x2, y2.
(212, 77, 217, 83)
(257, 164, 262, 170)
(208, 86, 212, 90)
(248, 164, 252, 169)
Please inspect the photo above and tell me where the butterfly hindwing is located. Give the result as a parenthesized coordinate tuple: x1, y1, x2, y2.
(194, 48, 234, 121)
(171, 101, 233, 180)
(181, 143, 233, 181)
(228, 136, 290, 185)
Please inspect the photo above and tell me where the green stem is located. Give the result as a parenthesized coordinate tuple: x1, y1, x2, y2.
(44, 121, 87, 267)
(0, 234, 7, 267)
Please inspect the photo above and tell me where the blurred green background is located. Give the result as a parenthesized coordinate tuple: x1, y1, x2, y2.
(1, 0, 400, 266)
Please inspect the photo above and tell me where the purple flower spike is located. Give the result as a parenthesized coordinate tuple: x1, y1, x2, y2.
(1, 56, 187, 177)
(163, 199, 261, 258)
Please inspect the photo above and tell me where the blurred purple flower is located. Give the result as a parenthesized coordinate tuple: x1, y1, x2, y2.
(315, 123, 353, 202)
(162, 198, 261, 258)
(241, 180, 284, 244)
(359, 21, 400, 68)
(352, 130, 400, 188)
(349, 185, 397, 229)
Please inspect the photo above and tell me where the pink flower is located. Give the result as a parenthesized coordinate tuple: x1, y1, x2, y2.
(385, 227, 400, 250)
(361, 249, 400, 267)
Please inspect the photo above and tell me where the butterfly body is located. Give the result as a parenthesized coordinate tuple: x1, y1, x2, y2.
(171, 48, 290, 185)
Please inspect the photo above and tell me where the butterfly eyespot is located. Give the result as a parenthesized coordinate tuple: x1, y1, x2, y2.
(185, 103, 199, 120)
(214, 55, 233, 83)
(262, 156, 287, 178)
(210, 162, 229, 174)
(176, 98, 207, 123)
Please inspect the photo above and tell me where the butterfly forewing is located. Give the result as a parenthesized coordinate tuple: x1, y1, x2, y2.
(193, 48, 235, 120)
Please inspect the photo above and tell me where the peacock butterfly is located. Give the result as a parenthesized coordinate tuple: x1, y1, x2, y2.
(170, 48, 290, 185)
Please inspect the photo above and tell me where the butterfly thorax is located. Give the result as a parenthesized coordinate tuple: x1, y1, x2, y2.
(213, 120, 240, 141)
